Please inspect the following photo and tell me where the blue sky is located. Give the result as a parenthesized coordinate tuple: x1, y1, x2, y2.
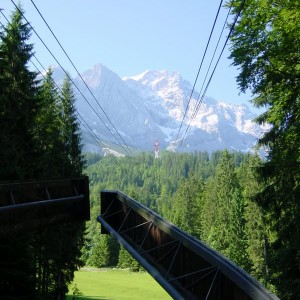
(1, 0, 253, 107)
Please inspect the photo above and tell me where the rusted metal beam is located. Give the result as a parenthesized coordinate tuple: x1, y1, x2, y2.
(98, 190, 279, 300)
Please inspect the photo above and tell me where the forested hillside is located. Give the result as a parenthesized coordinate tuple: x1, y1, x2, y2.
(82, 150, 274, 292)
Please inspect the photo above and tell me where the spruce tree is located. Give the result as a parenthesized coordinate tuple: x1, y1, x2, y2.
(0, 235, 36, 300)
(48, 75, 86, 298)
(34, 68, 62, 179)
(35, 74, 86, 298)
(59, 75, 85, 177)
(0, 7, 87, 299)
(170, 175, 203, 237)
(0, 6, 40, 298)
(118, 246, 141, 272)
(201, 151, 248, 269)
(229, 0, 300, 297)
(0, 5, 40, 180)
(237, 155, 271, 287)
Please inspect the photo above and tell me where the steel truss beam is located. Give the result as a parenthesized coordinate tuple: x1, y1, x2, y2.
(98, 190, 279, 300)
(0, 177, 90, 235)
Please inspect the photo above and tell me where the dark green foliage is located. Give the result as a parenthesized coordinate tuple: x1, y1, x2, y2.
(32, 74, 85, 298)
(0, 235, 36, 300)
(59, 75, 85, 177)
(34, 68, 62, 179)
(118, 246, 141, 272)
(35, 223, 85, 299)
(81, 189, 120, 269)
(84, 152, 213, 269)
(85, 152, 102, 166)
(0, 6, 85, 299)
(229, 0, 300, 298)
(170, 175, 203, 237)
(237, 155, 271, 286)
(201, 151, 249, 269)
(84, 150, 274, 292)
(87, 235, 118, 268)
(0, 6, 40, 299)
(0, 5, 40, 180)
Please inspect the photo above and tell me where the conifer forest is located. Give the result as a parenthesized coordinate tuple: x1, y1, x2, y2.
(0, 1, 299, 299)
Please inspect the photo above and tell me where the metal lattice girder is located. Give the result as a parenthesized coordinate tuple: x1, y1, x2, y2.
(0, 177, 90, 235)
(98, 190, 280, 300)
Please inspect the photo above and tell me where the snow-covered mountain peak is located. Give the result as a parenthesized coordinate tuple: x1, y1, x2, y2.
(124, 69, 190, 92)
(80, 63, 120, 88)
(123, 70, 151, 81)
(48, 63, 268, 154)
(124, 70, 199, 122)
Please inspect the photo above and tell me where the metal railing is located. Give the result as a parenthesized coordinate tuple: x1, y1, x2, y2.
(98, 190, 279, 300)
(0, 176, 90, 235)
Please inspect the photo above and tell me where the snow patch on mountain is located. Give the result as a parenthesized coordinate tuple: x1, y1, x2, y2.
(122, 69, 267, 152)
(50, 64, 268, 154)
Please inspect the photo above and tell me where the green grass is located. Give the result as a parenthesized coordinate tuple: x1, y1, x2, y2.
(67, 268, 172, 300)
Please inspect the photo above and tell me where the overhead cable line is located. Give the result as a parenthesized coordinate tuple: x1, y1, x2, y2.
(179, 3, 233, 146)
(32, 59, 120, 161)
(29, 0, 135, 157)
(30, 56, 118, 160)
(10, 0, 132, 157)
(179, 0, 246, 147)
(77, 114, 120, 161)
(190, 5, 232, 123)
(9, 0, 133, 157)
(30, 57, 118, 161)
(30, 59, 111, 158)
(0, 10, 118, 159)
(175, 0, 224, 142)
(32, 63, 120, 161)
(2, 11, 130, 177)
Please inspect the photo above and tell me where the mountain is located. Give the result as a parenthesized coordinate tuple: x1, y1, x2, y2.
(52, 64, 268, 154)
(74, 64, 164, 152)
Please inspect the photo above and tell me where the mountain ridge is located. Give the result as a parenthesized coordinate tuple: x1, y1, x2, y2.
(51, 63, 268, 155)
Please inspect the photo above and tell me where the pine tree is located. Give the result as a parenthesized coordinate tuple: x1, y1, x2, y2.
(201, 151, 248, 269)
(118, 246, 141, 272)
(170, 175, 203, 237)
(34, 68, 63, 179)
(88, 235, 119, 268)
(0, 6, 40, 298)
(237, 155, 271, 287)
(41, 75, 86, 298)
(0, 7, 86, 299)
(0, 235, 36, 300)
(229, 0, 300, 297)
(59, 75, 85, 177)
(35, 223, 85, 299)
(0, 5, 40, 180)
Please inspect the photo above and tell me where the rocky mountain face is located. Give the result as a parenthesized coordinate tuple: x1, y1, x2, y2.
(59, 64, 268, 154)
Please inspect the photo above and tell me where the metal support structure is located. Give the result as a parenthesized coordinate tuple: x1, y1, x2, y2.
(98, 190, 280, 300)
(0, 177, 90, 235)
(154, 140, 159, 158)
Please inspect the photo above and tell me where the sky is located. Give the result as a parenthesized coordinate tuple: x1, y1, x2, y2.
(1, 0, 254, 107)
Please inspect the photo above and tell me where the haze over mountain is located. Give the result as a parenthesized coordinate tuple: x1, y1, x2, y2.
(52, 63, 268, 155)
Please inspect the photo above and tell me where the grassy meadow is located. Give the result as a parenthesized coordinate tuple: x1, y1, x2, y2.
(67, 268, 172, 300)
